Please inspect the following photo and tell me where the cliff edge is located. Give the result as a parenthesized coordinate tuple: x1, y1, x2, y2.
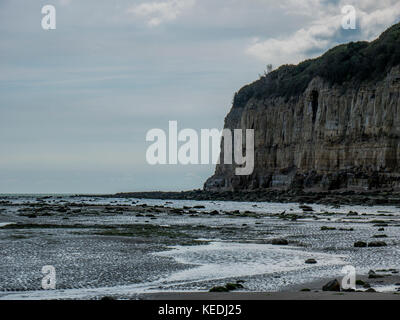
(205, 22, 400, 192)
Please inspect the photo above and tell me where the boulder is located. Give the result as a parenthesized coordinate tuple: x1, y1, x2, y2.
(322, 279, 340, 292)
(368, 241, 387, 247)
(305, 258, 317, 264)
(271, 239, 289, 245)
(354, 241, 367, 247)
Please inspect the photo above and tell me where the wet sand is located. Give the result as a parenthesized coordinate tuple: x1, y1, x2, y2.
(141, 291, 400, 300)
(1, 194, 400, 300)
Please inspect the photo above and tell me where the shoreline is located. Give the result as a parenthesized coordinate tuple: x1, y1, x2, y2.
(138, 272, 400, 300)
(2, 194, 400, 300)
(2, 271, 400, 300)
(71, 189, 400, 207)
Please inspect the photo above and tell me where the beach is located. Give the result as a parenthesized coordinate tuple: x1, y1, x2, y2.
(1, 194, 400, 300)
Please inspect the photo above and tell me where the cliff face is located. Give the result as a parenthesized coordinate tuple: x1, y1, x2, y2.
(205, 23, 400, 192)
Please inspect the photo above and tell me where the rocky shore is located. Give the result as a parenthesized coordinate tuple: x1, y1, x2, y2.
(80, 189, 400, 207)
(2, 194, 400, 299)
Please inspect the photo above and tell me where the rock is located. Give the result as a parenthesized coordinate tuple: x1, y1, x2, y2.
(355, 280, 365, 286)
(300, 288, 311, 292)
(300, 205, 313, 212)
(355, 280, 371, 288)
(271, 239, 289, 245)
(354, 241, 367, 248)
(378, 228, 385, 231)
(368, 270, 385, 279)
(204, 23, 400, 194)
(347, 211, 358, 216)
(321, 226, 336, 231)
(305, 258, 317, 264)
(365, 288, 376, 293)
(209, 282, 244, 292)
(368, 241, 387, 247)
(322, 279, 340, 292)
(225, 283, 244, 291)
(171, 208, 183, 214)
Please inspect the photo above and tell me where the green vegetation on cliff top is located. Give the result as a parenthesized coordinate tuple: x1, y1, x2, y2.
(233, 22, 400, 107)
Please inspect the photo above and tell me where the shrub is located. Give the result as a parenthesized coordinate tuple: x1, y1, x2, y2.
(233, 22, 400, 107)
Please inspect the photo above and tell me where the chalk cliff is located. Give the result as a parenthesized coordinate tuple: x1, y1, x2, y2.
(205, 22, 400, 191)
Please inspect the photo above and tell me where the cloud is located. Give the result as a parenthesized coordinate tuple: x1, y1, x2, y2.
(246, 16, 340, 66)
(357, 1, 400, 39)
(128, 0, 195, 27)
(59, 0, 72, 6)
(2, 0, 400, 193)
(245, 0, 400, 67)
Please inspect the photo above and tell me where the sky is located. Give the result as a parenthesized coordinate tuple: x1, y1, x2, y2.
(0, 0, 399, 194)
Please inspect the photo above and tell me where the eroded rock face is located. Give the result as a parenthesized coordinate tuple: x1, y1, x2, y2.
(205, 66, 400, 192)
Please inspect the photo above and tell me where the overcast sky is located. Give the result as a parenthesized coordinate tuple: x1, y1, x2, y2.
(0, 0, 399, 194)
